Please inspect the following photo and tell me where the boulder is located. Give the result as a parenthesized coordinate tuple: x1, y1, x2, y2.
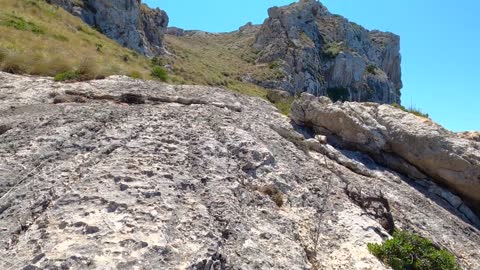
(266, 89, 292, 104)
(166, 27, 185, 37)
(291, 93, 480, 213)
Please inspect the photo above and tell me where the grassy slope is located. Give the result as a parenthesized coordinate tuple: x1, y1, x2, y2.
(0, 0, 152, 79)
(164, 32, 284, 101)
(0, 0, 292, 114)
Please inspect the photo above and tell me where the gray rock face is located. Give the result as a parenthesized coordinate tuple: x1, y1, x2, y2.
(0, 72, 479, 269)
(291, 93, 480, 217)
(253, 0, 402, 104)
(166, 27, 186, 37)
(48, 0, 169, 56)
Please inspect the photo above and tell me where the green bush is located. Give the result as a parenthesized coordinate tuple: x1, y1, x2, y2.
(323, 42, 343, 58)
(368, 231, 460, 270)
(326, 87, 349, 102)
(151, 65, 168, 81)
(54, 70, 81, 81)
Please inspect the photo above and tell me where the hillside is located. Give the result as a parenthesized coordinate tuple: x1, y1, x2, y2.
(0, 1, 479, 269)
(0, 0, 153, 79)
(163, 0, 402, 105)
(163, 28, 285, 99)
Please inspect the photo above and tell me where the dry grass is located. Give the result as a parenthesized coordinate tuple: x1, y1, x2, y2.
(254, 184, 285, 207)
(0, 0, 152, 79)
(164, 32, 281, 100)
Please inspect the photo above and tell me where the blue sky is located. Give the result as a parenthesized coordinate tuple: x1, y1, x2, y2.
(145, 0, 479, 131)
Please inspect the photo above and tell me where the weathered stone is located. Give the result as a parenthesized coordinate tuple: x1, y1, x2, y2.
(166, 27, 185, 37)
(252, 0, 401, 104)
(291, 93, 480, 215)
(48, 0, 169, 56)
(0, 72, 478, 269)
(266, 89, 292, 104)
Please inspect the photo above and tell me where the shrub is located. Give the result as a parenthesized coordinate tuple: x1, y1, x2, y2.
(151, 65, 168, 81)
(323, 42, 343, 58)
(326, 87, 349, 102)
(368, 230, 460, 270)
(128, 71, 142, 79)
(54, 70, 81, 81)
(366, 64, 377, 75)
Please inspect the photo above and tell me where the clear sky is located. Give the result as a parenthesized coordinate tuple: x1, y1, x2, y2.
(144, 0, 479, 131)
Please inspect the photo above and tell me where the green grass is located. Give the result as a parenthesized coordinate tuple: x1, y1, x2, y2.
(1, 14, 44, 33)
(0, 0, 153, 79)
(275, 99, 294, 116)
(165, 32, 283, 99)
(151, 65, 168, 81)
(368, 230, 460, 270)
(1, 0, 291, 112)
(392, 103, 429, 119)
(54, 70, 81, 81)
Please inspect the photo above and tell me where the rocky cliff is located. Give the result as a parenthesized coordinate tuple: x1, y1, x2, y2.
(252, 0, 402, 104)
(0, 72, 479, 269)
(48, 0, 169, 57)
(291, 93, 480, 217)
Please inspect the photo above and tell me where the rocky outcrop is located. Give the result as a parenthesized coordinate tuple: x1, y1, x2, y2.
(48, 0, 168, 56)
(457, 131, 480, 142)
(253, 0, 402, 104)
(266, 89, 292, 104)
(291, 93, 480, 217)
(0, 72, 479, 269)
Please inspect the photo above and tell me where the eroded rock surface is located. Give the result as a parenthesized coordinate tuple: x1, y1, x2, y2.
(291, 93, 480, 218)
(48, 0, 169, 56)
(0, 72, 479, 269)
(253, 0, 401, 104)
